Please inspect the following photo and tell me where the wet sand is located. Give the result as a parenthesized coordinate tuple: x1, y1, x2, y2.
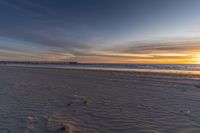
(1, 66, 200, 133)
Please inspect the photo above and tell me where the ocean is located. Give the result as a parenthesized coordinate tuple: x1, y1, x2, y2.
(1, 63, 200, 72)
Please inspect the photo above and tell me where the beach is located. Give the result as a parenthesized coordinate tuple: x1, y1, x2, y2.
(1, 66, 200, 133)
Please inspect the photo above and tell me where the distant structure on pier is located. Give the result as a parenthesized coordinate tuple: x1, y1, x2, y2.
(68, 61, 79, 64)
(0, 61, 79, 65)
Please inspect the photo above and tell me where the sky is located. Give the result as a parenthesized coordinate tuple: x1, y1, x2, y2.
(1, 0, 200, 64)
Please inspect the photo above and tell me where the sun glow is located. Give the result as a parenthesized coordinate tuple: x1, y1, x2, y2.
(194, 55, 200, 64)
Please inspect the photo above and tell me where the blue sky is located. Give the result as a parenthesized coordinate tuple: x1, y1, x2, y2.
(1, 0, 200, 63)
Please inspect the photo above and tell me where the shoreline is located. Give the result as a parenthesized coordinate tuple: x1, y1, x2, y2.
(1, 65, 200, 76)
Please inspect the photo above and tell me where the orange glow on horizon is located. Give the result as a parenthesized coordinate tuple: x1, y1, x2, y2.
(66, 51, 199, 64)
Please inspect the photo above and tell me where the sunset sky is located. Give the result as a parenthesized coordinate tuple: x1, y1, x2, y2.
(1, 0, 200, 64)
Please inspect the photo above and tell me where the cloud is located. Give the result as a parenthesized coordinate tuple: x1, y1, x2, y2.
(0, 0, 199, 63)
(67, 38, 199, 63)
(1, 33, 200, 63)
(0, 0, 96, 55)
(105, 39, 200, 55)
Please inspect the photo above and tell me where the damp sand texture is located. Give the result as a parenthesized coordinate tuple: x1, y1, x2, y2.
(0, 67, 200, 133)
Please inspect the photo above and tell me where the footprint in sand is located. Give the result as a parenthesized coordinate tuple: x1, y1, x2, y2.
(66, 95, 89, 107)
(47, 113, 75, 132)
(24, 114, 78, 133)
(180, 109, 191, 116)
(24, 116, 46, 133)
